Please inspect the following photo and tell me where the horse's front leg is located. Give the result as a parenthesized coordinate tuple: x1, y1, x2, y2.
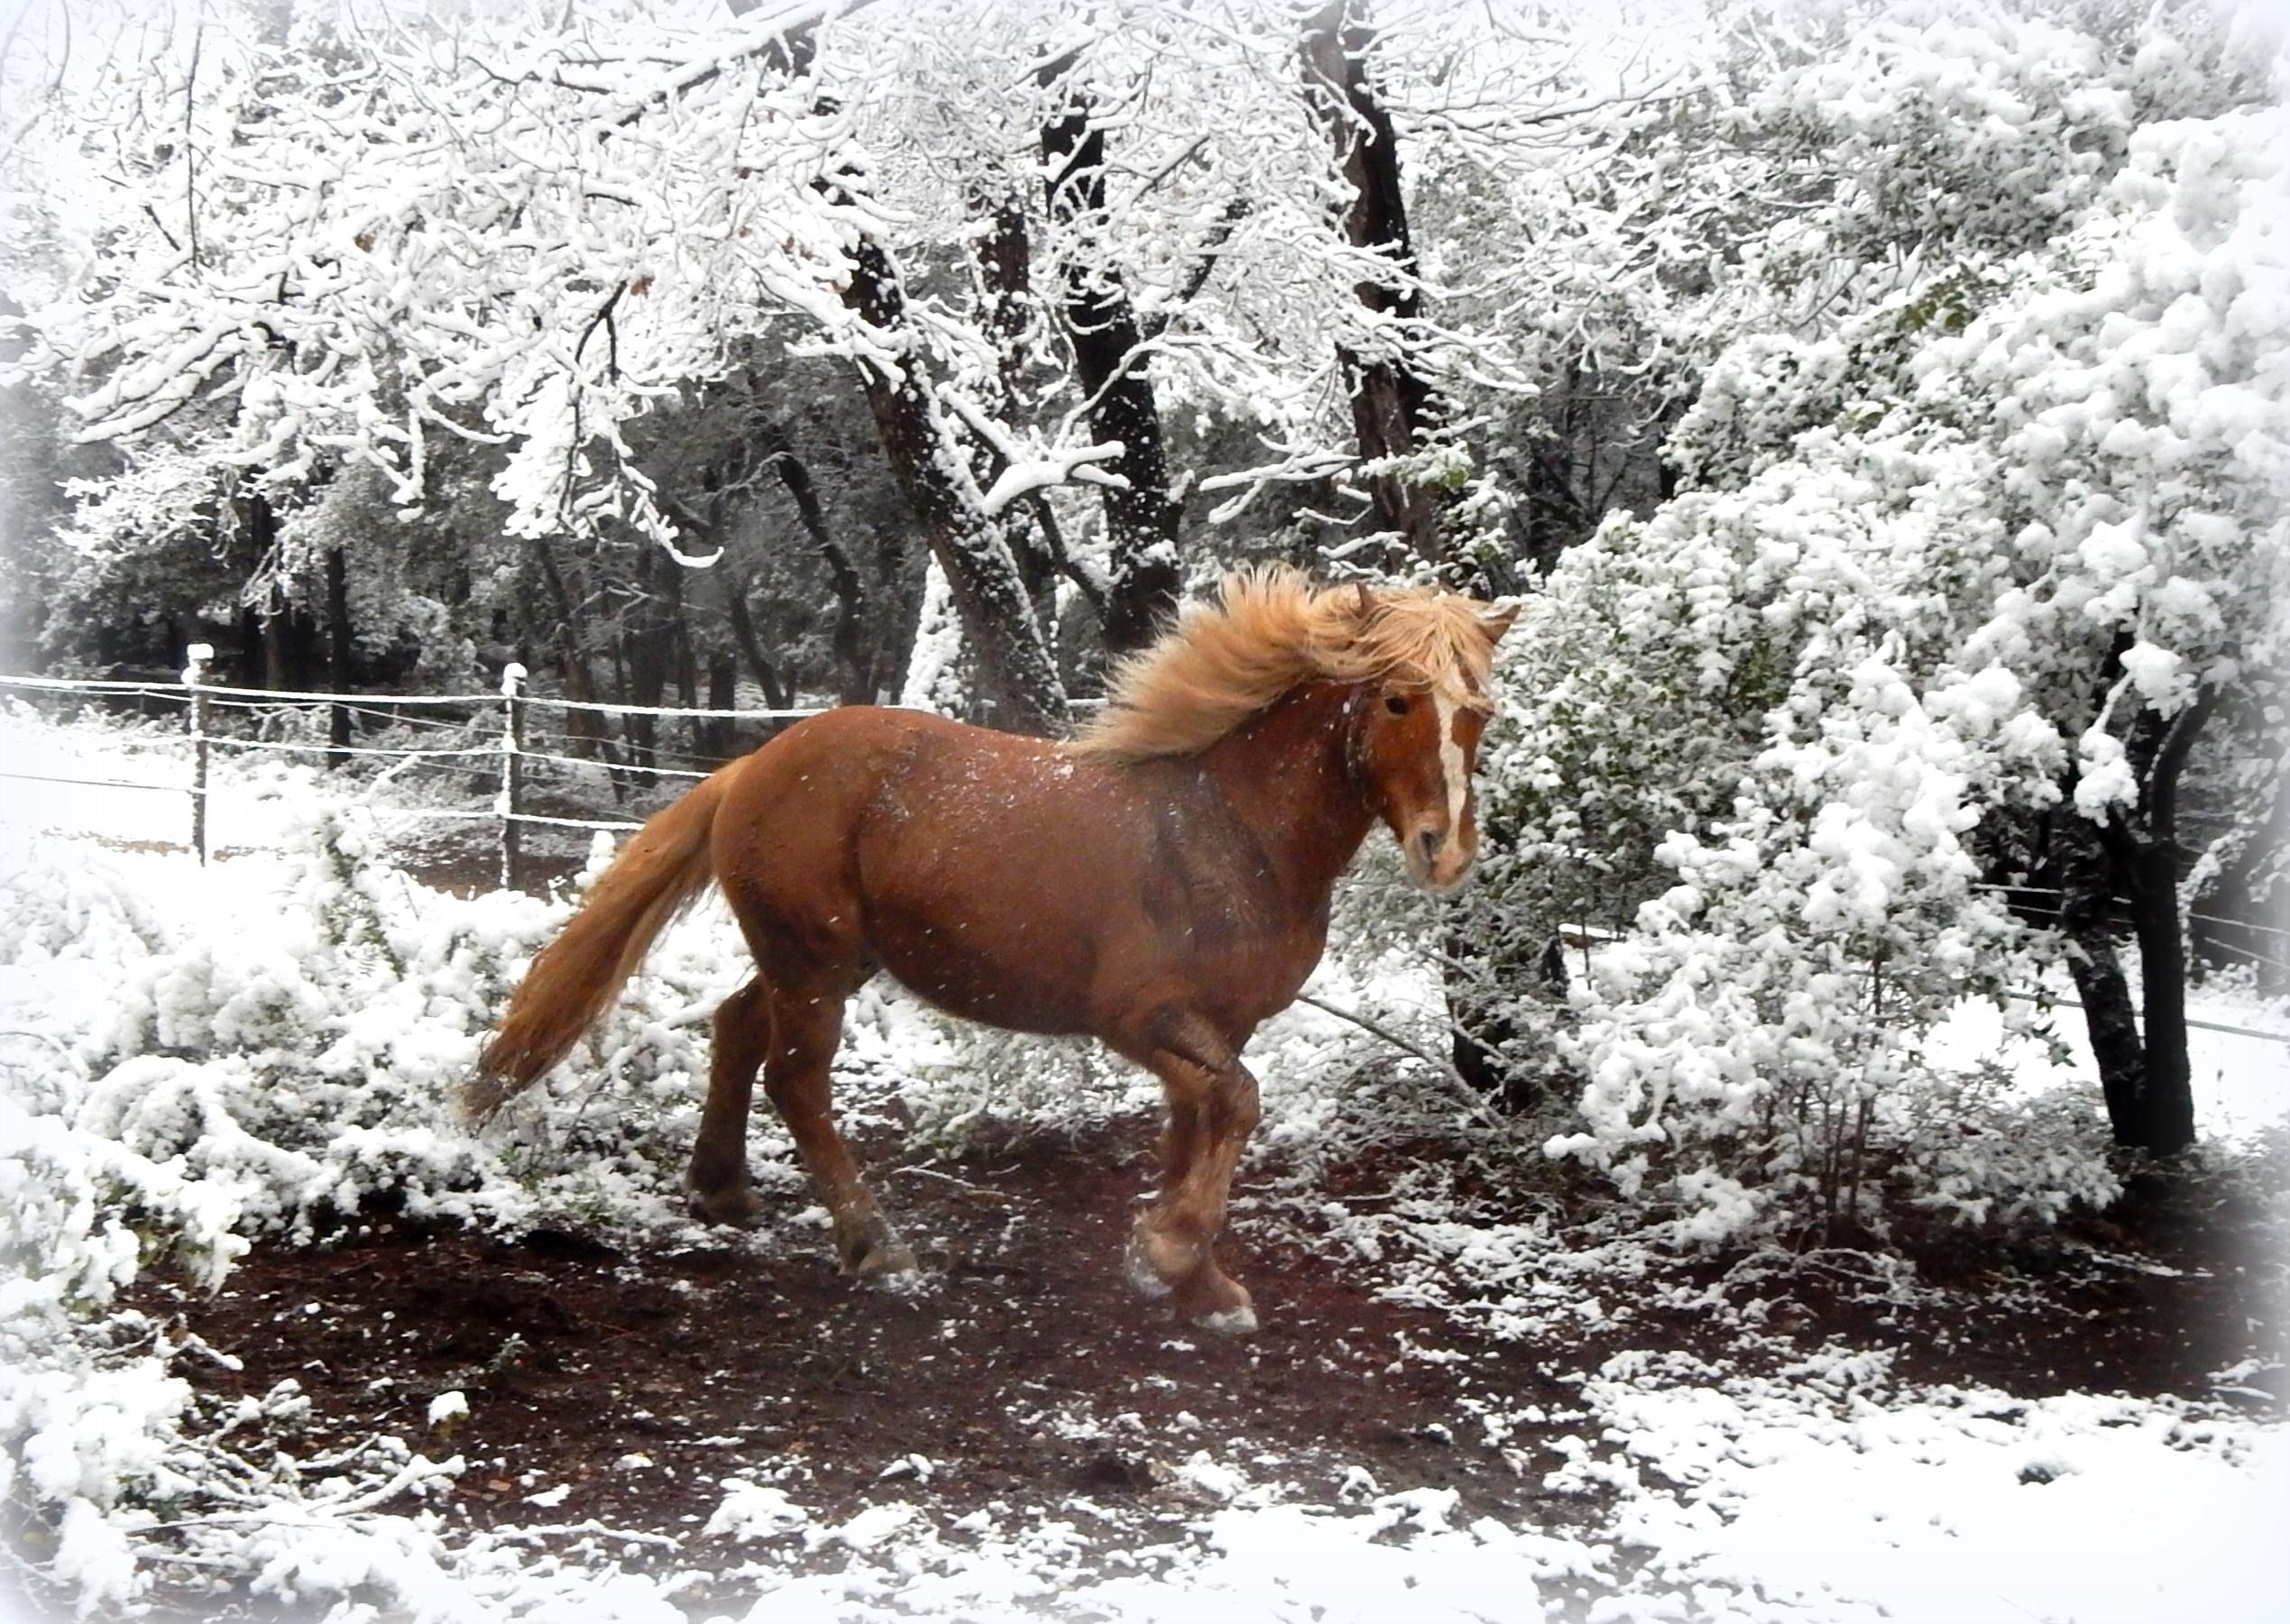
(1129, 1013, 1262, 1335)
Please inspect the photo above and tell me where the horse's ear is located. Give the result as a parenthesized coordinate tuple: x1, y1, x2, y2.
(1482, 601, 1520, 644)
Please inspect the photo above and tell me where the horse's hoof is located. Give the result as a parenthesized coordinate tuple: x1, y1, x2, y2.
(686, 1184, 762, 1227)
(1173, 1262, 1255, 1335)
(838, 1213, 918, 1279)
(1125, 1231, 1176, 1299)
(1193, 1300, 1259, 1336)
(849, 1237, 919, 1279)
(1127, 1217, 1205, 1298)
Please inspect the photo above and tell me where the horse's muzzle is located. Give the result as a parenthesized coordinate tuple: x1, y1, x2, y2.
(1403, 826, 1476, 894)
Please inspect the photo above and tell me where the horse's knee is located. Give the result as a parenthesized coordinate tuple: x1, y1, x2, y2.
(1216, 1064, 1261, 1136)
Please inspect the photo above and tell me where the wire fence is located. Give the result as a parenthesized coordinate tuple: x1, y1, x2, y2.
(0, 650, 833, 888)
(3, 656, 2282, 998)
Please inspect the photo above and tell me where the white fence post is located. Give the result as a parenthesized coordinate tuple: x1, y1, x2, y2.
(183, 643, 213, 863)
(498, 661, 526, 890)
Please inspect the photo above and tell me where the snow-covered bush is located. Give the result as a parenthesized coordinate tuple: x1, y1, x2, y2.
(0, 798, 776, 1609)
(1467, 22, 2287, 1243)
(1895, 1061, 2121, 1227)
(1474, 434, 2069, 1238)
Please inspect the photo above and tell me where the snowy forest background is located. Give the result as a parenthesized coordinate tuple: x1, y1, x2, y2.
(5, 0, 2283, 1207)
(1, 0, 2286, 1618)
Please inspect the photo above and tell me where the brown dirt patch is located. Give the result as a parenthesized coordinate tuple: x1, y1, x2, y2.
(122, 1122, 2285, 1619)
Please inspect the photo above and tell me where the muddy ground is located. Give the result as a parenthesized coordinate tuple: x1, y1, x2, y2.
(120, 1115, 2286, 1621)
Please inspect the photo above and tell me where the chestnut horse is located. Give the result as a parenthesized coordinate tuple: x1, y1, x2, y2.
(466, 568, 1512, 1333)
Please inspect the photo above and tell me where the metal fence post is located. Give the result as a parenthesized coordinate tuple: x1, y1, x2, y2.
(183, 643, 213, 863)
(499, 661, 526, 890)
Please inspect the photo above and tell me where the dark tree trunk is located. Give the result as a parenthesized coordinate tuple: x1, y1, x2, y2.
(1300, 0, 1455, 575)
(702, 655, 739, 761)
(2066, 939, 2147, 1131)
(1037, 64, 1184, 655)
(2044, 672, 2212, 1157)
(2125, 839, 2197, 1154)
(840, 233, 1068, 736)
(529, 536, 620, 775)
(2055, 814, 2148, 1140)
(759, 13, 1065, 734)
(325, 545, 354, 766)
(720, 572, 791, 712)
(970, 187, 1038, 424)
(2112, 692, 2214, 1155)
(262, 584, 292, 693)
(622, 546, 679, 772)
(964, 182, 1068, 638)
(758, 429, 873, 705)
(249, 493, 299, 692)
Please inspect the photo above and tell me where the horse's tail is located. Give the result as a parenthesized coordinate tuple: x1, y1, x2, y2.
(461, 761, 740, 1120)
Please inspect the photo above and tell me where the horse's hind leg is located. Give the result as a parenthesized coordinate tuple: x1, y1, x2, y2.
(763, 971, 916, 1279)
(687, 978, 772, 1225)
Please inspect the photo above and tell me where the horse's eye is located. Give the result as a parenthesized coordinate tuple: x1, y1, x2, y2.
(1384, 694, 1410, 716)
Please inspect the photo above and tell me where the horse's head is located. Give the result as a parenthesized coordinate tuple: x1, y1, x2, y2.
(1347, 592, 1516, 894)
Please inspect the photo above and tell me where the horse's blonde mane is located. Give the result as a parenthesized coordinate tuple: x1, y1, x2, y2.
(1071, 565, 1504, 763)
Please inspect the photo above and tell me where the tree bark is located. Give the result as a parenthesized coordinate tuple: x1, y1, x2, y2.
(2115, 692, 2214, 1155)
(529, 536, 620, 773)
(2046, 669, 2212, 1157)
(622, 544, 678, 771)
(965, 181, 1068, 637)
(2055, 813, 2147, 1140)
(1037, 61, 1183, 655)
(840, 231, 1069, 735)
(721, 570, 792, 711)
(249, 492, 298, 692)
(325, 544, 353, 766)
(261, 583, 291, 692)
(757, 429, 873, 704)
(702, 654, 738, 761)
(1300, 0, 1454, 573)
(757, 10, 1066, 733)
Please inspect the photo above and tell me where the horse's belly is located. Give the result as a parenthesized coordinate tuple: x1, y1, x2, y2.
(870, 920, 1094, 1036)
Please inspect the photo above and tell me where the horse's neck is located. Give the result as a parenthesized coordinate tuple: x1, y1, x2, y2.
(1197, 684, 1374, 910)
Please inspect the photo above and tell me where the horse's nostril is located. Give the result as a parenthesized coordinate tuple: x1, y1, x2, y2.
(1416, 829, 1440, 863)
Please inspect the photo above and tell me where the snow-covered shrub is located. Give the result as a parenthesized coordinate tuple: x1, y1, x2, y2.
(1664, 273, 1991, 491)
(0, 799, 778, 1610)
(1477, 437, 2067, 1238)
(1467, 53, 2287, 1244)
(1741, 0, 2276, 275)
(1895, 1062, 2122, 1227)
(899, 1021, 1144, 1152)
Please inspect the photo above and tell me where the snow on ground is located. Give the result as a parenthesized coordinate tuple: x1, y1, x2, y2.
(1572, 1354, 2290, 1624)
(2, 711, 2285, 1622)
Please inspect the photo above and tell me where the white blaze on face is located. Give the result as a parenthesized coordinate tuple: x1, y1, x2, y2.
(1435, 692, 1467, 847)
